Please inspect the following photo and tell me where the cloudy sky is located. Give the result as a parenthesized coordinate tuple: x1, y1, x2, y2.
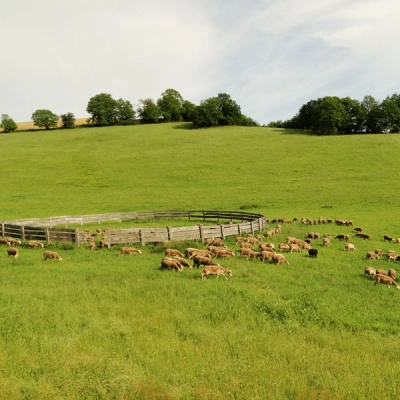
(1, 0, 399, 124)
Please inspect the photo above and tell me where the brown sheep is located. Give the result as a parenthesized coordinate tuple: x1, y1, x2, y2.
(164, 248, 184, 258)
(7, 247, 19, 258)
(172, 256, 192, 269)
(160, 257, 183, 271)
(189, 249, 214, 259)
(364, 266, 376, 277)
(240, 242, 254, 250)
(257, 250, 275, 262)
(366, 251, 380, 260)
(0, 238, 11, 245)
(388, 268, 397, 280)
(246, 250, 260, 260)
(211, 248, 236, 258)
(289, 243, 301, 253)
(278, 243, 290, 252)
(335, 234, 350, 241)
(27, 240, 44, 249)
(272, 253, 289, 265)
(384, 235, 395, 242)
(44, 251, 62, 261)
(201, 265, 232, 280)
(374, 274, 400, 289)
(344, 243, 356, 251)
(323, 238, 330, 246)
(192, 255, 219, 269)
(239, 247, 254, 257)
(120, 247, 142, 255)
(5, 237, 21, 246)
(355, 232, 371, 240)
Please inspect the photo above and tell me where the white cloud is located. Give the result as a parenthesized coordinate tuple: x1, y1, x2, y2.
(1, 0, 399, 124)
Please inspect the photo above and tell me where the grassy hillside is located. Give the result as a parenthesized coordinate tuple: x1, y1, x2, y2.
(1, 123, 400, 399)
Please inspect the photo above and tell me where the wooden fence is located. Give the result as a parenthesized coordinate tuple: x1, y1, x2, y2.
(0, 210, 267, 246)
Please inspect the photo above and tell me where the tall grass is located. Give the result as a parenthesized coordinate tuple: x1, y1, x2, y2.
(1, 123, 400, 398)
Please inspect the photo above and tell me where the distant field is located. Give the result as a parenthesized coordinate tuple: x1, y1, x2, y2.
(1, 123, 400, 399)
(16, 117, 88, 130)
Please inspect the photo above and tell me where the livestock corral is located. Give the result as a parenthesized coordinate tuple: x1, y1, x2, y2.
(3, 211, 400, 287)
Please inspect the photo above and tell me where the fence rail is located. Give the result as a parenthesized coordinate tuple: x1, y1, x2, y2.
(0, 210, 267, 246)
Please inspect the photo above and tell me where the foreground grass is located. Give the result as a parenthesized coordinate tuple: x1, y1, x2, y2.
(1, 123, 400, 398)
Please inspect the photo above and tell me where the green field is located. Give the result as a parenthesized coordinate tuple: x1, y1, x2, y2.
(1, 123, 400, 399)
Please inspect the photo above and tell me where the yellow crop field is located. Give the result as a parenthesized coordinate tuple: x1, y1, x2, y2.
(15, 117, 88, 130)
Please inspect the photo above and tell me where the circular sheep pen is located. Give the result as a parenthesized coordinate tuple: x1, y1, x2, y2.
(0, 210, 268, 247)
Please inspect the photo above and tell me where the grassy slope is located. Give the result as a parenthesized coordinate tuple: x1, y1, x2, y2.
(1, 123, 400, 399)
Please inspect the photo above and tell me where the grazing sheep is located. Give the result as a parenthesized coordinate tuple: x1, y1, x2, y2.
(289, 243, 301, 253)
(172, 256, 192, 269)
(257, 250, 275, 262)
(384, 235, 395, 242)
(206, 238, 227, 248)
(246, 250, 260, 260)
(160, 257, 183, 271)
(388, 268, 397, 280)
(164, 248, 184, 257)
(188, 249, 214, 259)
(259, 243, 275, 252)
(210, 248, 236, 258)
(235, 236, 246, 244)
(27, 240, 44, 249)
(366, 251, 380, 260)
(201, 265, 232, 280)
(374, 274, 400, 289)
(355, 232, 371, 240)
(364, 266, 376, 277)
(308, 248, 318, 258)
(89, 238, 97, 251)
(278, 243, 290, 252)
(323, 238, 330, 247)
(192, 255, 219, 269)
(272, 253, 289, 265)
(344, 243, 356, 251)
(335, 234, 350, 241)
(120, 247, 142, 255)
(6, 237, 21, 246)
(0, 238, 11, 245)
(44, 251, 62, 261)
(374, 249, 383, 256)
(239, 247, 254, 257)
(7, 247, 19, 258)
(240, 242, 253, 250)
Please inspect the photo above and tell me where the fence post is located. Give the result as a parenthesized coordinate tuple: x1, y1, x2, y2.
(75, 229, 80, 247)
(250, 221, 255, 235)
(1, 223, 3, 237)
(220, 225, 225, 240)
(140, 229, 146, 246)
(199, 225, 204, 243)
(167, 226, 172, 241)
(21, 226, 25, 241)
(45, 228, 50, 244)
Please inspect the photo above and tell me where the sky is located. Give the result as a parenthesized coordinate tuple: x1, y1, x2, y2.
(1, 0, 399, 125)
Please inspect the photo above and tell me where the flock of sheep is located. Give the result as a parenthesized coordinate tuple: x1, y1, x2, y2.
(3, 216, 400, 285)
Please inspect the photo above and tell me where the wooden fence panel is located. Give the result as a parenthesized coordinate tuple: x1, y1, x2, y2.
(168, 226, 201, 241)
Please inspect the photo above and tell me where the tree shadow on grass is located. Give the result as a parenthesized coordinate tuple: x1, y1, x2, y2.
(172, 122, 193, 130)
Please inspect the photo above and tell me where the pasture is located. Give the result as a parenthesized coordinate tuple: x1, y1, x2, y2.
(1, 123, 400, 399)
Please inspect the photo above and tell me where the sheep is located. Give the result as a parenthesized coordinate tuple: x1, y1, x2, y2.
(89, 238, 97, 251)
(323, 238, 330, 246)
(335, 234, 350, 241)
(235, 236, 246, 244)
(206, 238, 227, 248)
(7, 247, 19, 258)
(257, 250, 275, 262)
(172, 256, 192, 269)
(364, 266, 376, 277)
(259, 243, 275, 252)
(240, 242, 254, 249)
(301, 242, 312, 252)
(366, 251, 380, 260)
(278, 243, 290, 252)
(373, 274, 400, 289)
(239, 247, 255, 257)
(272, 253, 289, 265)
(344, 243, 356, 251)
(0, 238, 11, 245)
(160, 257, 183, 271)
(120, 247, 142, 255)
(201, 265, 232, 280)
(211, 248, 236, 258)
(164, 248, 184, 257)
(27, 240, 44, 249)
(308, 248, 318, 258)
(289, 243, 301, 253)
(246, 250, 260, 260)
(384, 235, 395, 242)
(188, 249, 214, 259)
(44, 251, 62, 261)
(374, 249, 383, 256)
(246, 237, 259, 245)
(192, 255, 219, 269)
(5, 237, 21, 246)
(355, 232, 371, 240)
(388, 268, 397, 280)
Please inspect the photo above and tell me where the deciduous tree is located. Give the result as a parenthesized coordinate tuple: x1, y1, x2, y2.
(31, 109, 59, 130)
(60, 112, 75, 129)
(1, 114, 18, 133)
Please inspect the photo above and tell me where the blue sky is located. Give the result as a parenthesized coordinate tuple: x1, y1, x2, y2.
(1, 0, 399, 124)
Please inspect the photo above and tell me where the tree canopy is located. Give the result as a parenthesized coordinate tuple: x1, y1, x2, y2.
(280, 93, 400, 134)
(1, 114, 17, 133)
(31, 109, 59, 130)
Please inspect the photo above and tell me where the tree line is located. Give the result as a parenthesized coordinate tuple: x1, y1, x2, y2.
(0, 89, 258, 132)
(269, 93, 400, 134)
